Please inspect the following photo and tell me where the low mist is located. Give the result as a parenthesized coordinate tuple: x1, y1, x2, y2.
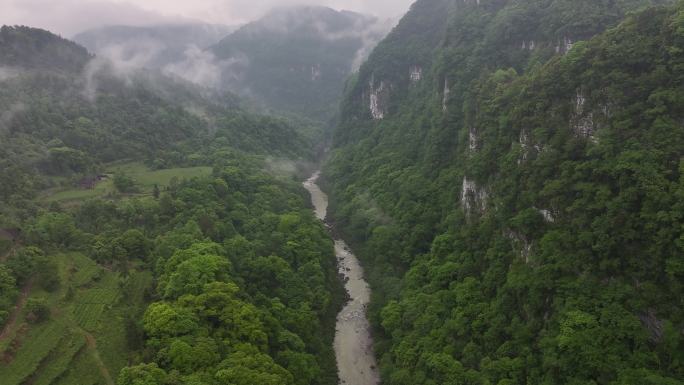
(0, 0, 413, 37)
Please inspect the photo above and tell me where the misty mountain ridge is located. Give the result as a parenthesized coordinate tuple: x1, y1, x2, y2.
(0, 25, 91, 74)
(0, 24, 317, 192)
(211, 5, 394, 121)
(230, 5, 379, 37)
(73, 23, 235, 70)
(68, 6, 393, 122)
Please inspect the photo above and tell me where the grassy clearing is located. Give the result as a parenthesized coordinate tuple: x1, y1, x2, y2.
(43, 162, 212, 203)
(111, 162, 212, 191)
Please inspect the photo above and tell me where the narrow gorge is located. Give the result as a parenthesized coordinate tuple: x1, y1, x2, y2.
(303, 172, 380, 385)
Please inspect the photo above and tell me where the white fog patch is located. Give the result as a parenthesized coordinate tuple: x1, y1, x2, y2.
(164, 48, 249, 89)
(308, 16, 396, 71)
(183, 105, 211, 121)
(95, 38, 167, 71)
(348, 17, 396, 71)
(163, 46, 222, 87)
(0, 102, 27, 130)
(81, 41, 164, 102)
(80, 44, 245, 101)
(264, 157, 298, 177)
(81, 57, 109, 102)
(0, 67, 24, 81)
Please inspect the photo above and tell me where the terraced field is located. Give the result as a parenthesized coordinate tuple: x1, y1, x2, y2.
(0, 253, 152, 385)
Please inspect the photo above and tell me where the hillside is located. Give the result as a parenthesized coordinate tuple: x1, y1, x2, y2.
(0, 25, 341, 385)
(324, 0, 684, 384)
(0, 26, 318, 217)
(211, 6, 391, 121)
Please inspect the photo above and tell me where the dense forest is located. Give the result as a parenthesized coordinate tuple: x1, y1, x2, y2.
(325, 0, 684, 384)
(2, 0, 684, 384)
(0, 25, 340, 385)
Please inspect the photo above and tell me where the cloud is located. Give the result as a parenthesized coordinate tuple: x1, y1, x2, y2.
(0, 0, 414, 37)
(0, 102, 27, 131)
(350, 18, 396, 71)
(0, 67, 24, 81)
(162, 46, 249, 88)
(0, 0, 189, 37)
(96, 38, 168, 72)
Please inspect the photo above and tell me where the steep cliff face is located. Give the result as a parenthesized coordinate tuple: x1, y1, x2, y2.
(325, 1, 683, 384)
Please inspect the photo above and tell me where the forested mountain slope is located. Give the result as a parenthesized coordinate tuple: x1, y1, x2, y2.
(325, 0, 684, 383)
(0, 26, 342, 385)
(210, 6, 391, 121)
(0, 26, 317, 218)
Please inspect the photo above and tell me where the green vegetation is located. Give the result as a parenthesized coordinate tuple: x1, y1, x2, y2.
(0, 251, 150, 385)
(32, 332, 86, 385)
(0, 322, 69, 385)
(44, 163, 213, 203)
(325, 0, 684, 384)
(0, 24, 339, 385)
(2, 152, 341, 385)
(106, 154, 342, 385)
(0, 25, 320, 224)
(2, 1, 684, 384)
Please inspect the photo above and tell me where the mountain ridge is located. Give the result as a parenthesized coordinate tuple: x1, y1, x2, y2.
(324, 0, 684, 383)
(210, 5, 393, 121)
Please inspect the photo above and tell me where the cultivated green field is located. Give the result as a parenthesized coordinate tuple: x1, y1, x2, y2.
(0, 253, 153, 385)
(43, 162, 212, 203)
(110, 162, 212, 190)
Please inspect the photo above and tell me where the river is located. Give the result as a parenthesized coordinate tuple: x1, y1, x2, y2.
(303, 171, 380, 385)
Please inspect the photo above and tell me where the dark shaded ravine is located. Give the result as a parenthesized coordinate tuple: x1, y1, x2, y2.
(303, 171, 380, 385)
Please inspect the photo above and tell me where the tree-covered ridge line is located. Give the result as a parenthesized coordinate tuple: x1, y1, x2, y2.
(0, 25, 92, 73)
(337, 0, 674, 131)
(324, 0, 684, 384)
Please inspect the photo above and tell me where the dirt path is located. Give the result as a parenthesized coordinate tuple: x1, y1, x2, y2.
(303, 172, 380, 385)
(0, 280, 33, 342)
(84, 332, 115, 385)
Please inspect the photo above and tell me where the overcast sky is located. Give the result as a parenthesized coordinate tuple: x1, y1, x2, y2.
(0, 0, 415, 37)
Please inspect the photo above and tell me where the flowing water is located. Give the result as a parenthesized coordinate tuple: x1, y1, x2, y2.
(303, 171, 380, 385)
